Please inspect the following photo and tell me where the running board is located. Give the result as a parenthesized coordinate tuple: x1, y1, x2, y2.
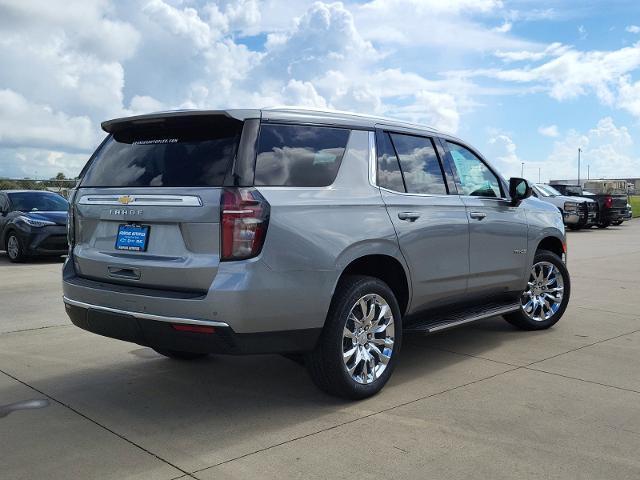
(404, 300, 520, 334)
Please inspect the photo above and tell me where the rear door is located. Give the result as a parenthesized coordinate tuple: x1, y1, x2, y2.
(441, 140, 528, 294)
(377, 130, 469, 311)
(72, 115, 247, 293)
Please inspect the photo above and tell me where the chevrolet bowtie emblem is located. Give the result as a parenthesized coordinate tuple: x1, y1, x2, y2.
(118, 195, 132, 205)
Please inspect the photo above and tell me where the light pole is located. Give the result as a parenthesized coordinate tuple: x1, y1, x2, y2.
(538, 167, 541, 183)
(577, 148, 581, 186)
(521, 162, 524, 177)
(587, 164, 590, 180)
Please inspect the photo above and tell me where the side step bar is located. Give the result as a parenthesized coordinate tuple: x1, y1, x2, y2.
(404, 301, 520, 334)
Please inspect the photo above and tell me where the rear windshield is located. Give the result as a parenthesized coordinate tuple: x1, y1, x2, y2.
(9, 192, 69, 212)
(254, 124, 350, 187)
(80, 119, 242, 187)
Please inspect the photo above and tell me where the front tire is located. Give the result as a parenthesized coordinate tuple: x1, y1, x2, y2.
(504, 250, 570, 330)
(6, 233, 26, 263)
(306, 275, 402, 399)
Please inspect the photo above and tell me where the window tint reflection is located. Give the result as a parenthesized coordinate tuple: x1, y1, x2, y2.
(390, 134, 447, 195)
(254, 125, 350, 187)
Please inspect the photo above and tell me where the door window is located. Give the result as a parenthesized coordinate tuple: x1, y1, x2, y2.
(446, 142, 502, 198)
(377, 132, 406, 192)
(389, 134, 447, 195)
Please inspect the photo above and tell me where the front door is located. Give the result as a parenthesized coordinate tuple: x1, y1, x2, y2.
(442, 141, 528, 295)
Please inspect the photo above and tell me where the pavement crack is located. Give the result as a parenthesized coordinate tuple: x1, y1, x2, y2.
(524, 367, 640, 395)
(526, 328, 640, 367)
(190, 366, 521, 476)
(1, 324, 71, 335)
(0, 368, 197, 479)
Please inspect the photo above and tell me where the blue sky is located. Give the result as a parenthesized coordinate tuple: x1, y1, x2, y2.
(1, 0, 639, 182)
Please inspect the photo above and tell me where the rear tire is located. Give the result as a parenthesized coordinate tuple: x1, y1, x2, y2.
(597, 222, 610, 229)
(6, 233, 26, 263)
(567, 225, 581, 231)
(306, 275, 402, 400)
(153, 348, 208, 360)
(612, 220, 623, 226)
(504, 250, 570, 331)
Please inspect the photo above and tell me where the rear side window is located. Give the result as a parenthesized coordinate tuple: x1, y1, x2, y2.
(390, 133, 447, 195)
(81, 119, 242, 187)
(377, 132, 406, 192)
(254, 124, 350, 187)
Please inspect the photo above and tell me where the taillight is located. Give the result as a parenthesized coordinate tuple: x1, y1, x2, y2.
(604, 196, 613, 209)
(220, 187, 270, 261)
(67, 204, 75, 249)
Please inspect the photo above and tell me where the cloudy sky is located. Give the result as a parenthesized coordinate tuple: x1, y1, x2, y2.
(1, 0, 640, 182)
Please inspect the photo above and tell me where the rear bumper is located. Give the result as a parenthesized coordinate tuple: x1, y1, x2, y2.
(64, 297, 321, 354)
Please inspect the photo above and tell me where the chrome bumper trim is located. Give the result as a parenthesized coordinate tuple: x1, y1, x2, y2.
(63, 296, 229, 328)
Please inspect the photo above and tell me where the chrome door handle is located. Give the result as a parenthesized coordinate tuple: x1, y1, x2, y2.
(398, 212, 421, 222)
(469, 212, 487, 220)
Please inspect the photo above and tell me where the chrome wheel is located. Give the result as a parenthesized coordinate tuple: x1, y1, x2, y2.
(7, 235, 19, 260)
(342, 294, 395, 385)
(521, 261, 565, 322)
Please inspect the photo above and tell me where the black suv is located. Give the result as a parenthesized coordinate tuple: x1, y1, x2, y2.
(0, 190, 69, 262)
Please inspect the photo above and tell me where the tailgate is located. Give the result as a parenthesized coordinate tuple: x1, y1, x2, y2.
(73, 188, 222, 292)
(71, 113, 244, 293)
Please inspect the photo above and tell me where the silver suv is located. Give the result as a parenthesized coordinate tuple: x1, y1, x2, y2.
(63, 108, 571, 399)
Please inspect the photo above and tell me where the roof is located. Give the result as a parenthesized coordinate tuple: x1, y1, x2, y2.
(101, 107, 450, 138)
(0, 190, 60, 194)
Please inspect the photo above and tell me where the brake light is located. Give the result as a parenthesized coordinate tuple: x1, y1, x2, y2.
(67, 203, 76, 249)
(604, 196, 613, 209)
(221, 187, 270, 261)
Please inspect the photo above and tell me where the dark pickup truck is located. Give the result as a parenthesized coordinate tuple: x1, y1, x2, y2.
(552, 184, 628, 228)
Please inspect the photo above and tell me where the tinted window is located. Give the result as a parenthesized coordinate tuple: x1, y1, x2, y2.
(8, 192, 69, 212)
(377, 132, 405, 192)
(390, 134, 447, 195)
(254, 124, 350, 187)
(446, 142, 502, 198)
(81, 120, 241, 187)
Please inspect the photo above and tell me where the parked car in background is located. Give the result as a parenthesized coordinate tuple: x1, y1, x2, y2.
(531, 184, 596, 230)
(552, 183, 627, 228)
(0, 190, 69, 262)
(62, 108, 570, 399)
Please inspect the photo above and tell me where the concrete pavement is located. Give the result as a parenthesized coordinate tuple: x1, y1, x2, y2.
(1, 221, 639, 479)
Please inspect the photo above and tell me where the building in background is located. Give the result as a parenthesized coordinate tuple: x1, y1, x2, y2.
(550, 178, 640, 194)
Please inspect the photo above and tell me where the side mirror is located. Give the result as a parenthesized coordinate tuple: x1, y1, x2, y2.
(509, 177, 532, 206)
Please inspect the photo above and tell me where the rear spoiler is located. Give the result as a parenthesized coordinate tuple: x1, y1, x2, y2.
(101, 109, 260, 134)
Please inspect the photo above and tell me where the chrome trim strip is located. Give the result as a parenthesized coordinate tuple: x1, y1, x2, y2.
(63, 296, 229, 327)
(368, 131, 377, 187)
(78, 195, 202, 207)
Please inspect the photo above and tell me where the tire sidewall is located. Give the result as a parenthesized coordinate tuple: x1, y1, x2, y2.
(515, 250, 571, 329)
(6, 233, 24, 262)
(327, 277, 402, 398)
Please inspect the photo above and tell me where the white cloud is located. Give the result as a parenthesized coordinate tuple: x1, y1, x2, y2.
(578, 25, 587, 39)
(0, 89, 97, 151)
(617, 75, 640, 116)
(466, 41, 640, 109)
(538, 125, 559, 137)
(486, 133, 523, 177)
(494, 42, 570, 62)
(626, 25, 640, 34)
(545, 117, 638, 180)
(355, 0, 538, 52)
(492, 21, 512, 33)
